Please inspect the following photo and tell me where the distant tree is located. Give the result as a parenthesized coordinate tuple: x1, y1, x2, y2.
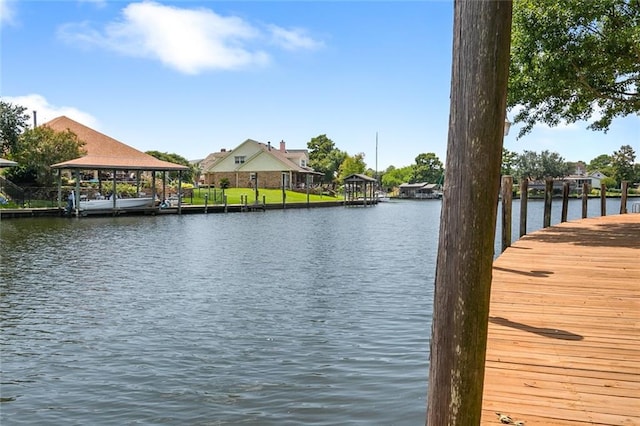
(587, 154, 614, 176)
(633, 164, 640, 184)
(611, 144, 636, 186)
(381, 165, 413, 189)
(1, 100, 31, 157)
(509, 0, 640, 137)
(566, 160, 587, 176)
(501, 148, 519, 177)
(337, 152, 366, 182)
(146, 150, 195, 183)
(411, 152, 444, 183)
(517, 150, 570, 180)
(6, 126, 86, 186)
(307, 134, 347, 184)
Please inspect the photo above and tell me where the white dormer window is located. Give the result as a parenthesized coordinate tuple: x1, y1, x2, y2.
(301, 159, 307, 167)
(234, 156, 246, 164)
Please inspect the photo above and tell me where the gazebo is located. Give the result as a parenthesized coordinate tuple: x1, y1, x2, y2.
(343, 173, 377, 206)
(48, 116, 189, 216)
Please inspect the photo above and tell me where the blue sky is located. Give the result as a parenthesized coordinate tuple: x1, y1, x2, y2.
(1, 0, 638, 170)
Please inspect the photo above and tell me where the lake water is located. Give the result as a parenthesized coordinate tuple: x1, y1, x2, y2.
(0, 197, 627, 425)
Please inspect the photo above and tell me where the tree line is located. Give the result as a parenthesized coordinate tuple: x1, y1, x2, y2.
(2, 100, 637, 192)
(0, 101, 197, 187)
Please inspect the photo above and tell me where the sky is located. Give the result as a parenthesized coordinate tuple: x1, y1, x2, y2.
(1, 0, 638, 171)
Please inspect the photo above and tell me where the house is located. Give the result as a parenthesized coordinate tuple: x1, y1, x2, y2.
(529, 171, 608, 194)
(587, 171, 607, 189)
(200, 139, 319, 189)
(398, 182, 442, 199)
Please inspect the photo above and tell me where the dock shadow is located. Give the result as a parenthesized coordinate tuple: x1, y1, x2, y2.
(489, 316, 583, 341)
(522, 222, 640, 249)
(493, 266, 553, 278)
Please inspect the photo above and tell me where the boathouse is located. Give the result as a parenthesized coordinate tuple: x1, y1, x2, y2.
(47, 116, 189, 215)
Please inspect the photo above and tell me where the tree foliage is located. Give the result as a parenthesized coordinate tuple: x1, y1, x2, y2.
(516, 150, 571, 180)
(611, 144, 636, 184)
(509, 0, 640, 137)
(587, 154, 614, 175)
(411, 152, 444, 184)
(6, 127, 86, 186)
(1, 100, 31, 157)
(337, 152, 366, 182)
(307, 134, 347, 184)
(146, 150, 196, 183)
(501, 148, 519, 176)
(381, 165, 413, 189)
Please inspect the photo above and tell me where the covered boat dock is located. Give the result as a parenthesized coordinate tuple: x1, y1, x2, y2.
(47, 116, 189, 216)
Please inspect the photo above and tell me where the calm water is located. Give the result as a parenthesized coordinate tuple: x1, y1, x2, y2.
(0, 197, 626, 425)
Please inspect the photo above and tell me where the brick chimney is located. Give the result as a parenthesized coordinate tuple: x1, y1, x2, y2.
(280, 140, 286, 152)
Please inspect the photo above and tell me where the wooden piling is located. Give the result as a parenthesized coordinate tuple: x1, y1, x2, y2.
(519, 179, 528, 237)
(426, 1, 512, 424)
(561, 181, 569, 222)
(581, 183, 589, 218)
(543, 178, 553, 228)
(501, 175, 513, 252)
(620, 181, 628, 214)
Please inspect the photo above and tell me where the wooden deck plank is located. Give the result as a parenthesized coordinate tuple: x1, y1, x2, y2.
(481, 214, 640, 426)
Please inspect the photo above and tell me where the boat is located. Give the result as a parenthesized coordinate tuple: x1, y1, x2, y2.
(77, 197, 155, 214)
(375, 191, 391, 202)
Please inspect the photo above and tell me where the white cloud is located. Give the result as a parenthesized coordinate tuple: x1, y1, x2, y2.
(0, 0, 17, 27)
(3, 94, 99, 129)
(268, 25, 324, 51)
(57, 2, 321, 74)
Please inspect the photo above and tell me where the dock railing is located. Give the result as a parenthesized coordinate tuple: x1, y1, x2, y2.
(499, 176, 633, 253)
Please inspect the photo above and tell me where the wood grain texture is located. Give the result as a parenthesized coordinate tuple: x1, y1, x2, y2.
(481, 214, 640, 425)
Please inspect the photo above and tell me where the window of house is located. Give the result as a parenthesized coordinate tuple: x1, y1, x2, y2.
(301, 159, 307, 167)
(234, 156, 246, 164)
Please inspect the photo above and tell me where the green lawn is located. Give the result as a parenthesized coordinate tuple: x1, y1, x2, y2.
(188, 187, 341, 205)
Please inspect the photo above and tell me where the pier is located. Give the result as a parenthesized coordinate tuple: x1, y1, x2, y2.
(481, 213, 640, 425)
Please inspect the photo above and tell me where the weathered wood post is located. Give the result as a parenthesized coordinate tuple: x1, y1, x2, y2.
(501, 175, 513, 252)
(543, 178, 553, 228)
(620, 181, 628, 214)
(600, 183, 607, 216)
(282, 172, 287, 209)
(177, 170, 183, 215)
(561, 182, 570, 223)
(519, 179, 528, 237)
(426, 1, 512, 424)
(582, 183, 589, 218)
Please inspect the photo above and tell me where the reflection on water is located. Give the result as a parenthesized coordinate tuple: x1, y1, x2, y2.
(1, 202, 439, 425)
(0, 197, 625, 425)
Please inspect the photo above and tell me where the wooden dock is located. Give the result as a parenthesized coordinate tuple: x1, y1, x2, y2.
(481, 214, 640, 425)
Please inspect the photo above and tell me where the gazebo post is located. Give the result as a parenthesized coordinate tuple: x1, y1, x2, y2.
(162, 171, 167, 203)
(178, 170, 183, 215)
(57, 169, 62, 210)
(152, 172, 157, 207)
(112, 169, 117, 211)
(136, 170, 141, 196)
(74, 170, 81, 217)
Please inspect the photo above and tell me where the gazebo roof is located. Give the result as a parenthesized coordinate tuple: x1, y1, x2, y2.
(343, 173, 376, 183)
(47, 116, 188, 171)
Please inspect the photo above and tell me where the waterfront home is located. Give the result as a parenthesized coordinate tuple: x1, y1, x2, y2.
(200, 139, 320, 189)
(398, 182, 442, 199)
